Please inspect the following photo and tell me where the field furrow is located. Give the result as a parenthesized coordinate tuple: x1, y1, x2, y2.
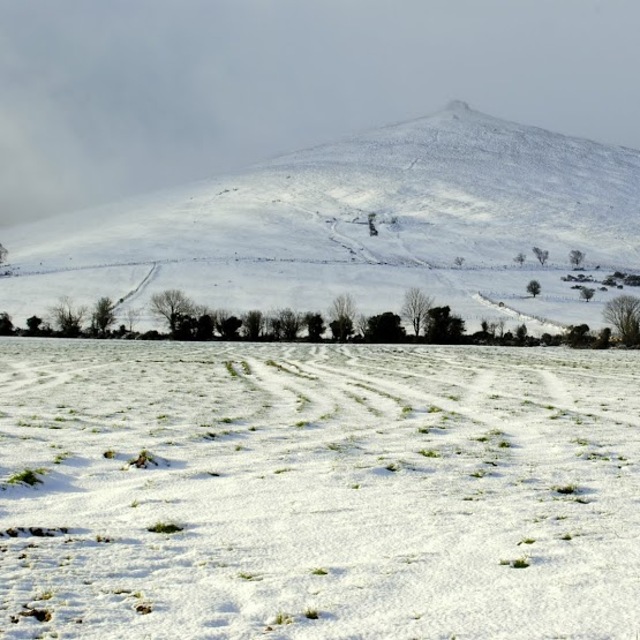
(1, 339, 639, 639)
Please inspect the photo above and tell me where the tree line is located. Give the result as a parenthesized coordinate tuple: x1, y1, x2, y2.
(1, 288, 465, 344)
(1, 286, 639, 348)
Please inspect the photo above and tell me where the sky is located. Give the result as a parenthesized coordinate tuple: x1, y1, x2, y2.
(1, 0, 639, 227)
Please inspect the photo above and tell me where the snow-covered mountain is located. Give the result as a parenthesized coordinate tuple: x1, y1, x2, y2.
(3, 100, 640, 333)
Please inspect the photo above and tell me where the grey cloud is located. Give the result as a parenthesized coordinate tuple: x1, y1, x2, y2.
(1, 0, 639, 227)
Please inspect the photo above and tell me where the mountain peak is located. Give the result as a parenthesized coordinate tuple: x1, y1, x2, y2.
(445, 99, 471, 112)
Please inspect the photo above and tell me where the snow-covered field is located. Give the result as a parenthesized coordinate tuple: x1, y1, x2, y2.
(1, 338, 639, 639)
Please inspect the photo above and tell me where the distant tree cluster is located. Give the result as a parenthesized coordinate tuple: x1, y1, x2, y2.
(512, 247, 586, 269)
(2, 281, 638, 349)
(140, 288, 467, 345)
(0, 287, 472, 345)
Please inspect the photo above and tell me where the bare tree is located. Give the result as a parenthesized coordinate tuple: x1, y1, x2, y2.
(91, 297, 116, 336)
(149, 289, 194, 334)
(401, 287, 433, 337)
(603, 295, 640, 346)
(330, 293, 356, 321)
(355, 313, 369, 339)
(123, 307, 141, 332)
(192, 303, 214, 319)
(50, 296, 87, 337)
(453, 256, 465, 267)
(0, 243, 7, 264)
(329, 294, 357, 342)
(532, 247, 549, 266)
(513, 252, 526, 267)
(526, 280, 541, 297)
(569, 250, 585, 268)
(580, 287, 595, 302)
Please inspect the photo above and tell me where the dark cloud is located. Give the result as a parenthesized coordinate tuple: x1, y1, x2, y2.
(1, 0, 639, 226)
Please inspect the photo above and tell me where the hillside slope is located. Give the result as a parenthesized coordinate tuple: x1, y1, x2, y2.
(2, 101, 640, 333)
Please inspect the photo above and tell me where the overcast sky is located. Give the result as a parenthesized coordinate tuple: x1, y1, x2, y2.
(1, 0, 639, 227)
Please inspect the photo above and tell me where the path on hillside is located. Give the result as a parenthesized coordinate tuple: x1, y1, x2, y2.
(113, 262, 158, 312)
(473, 293, 569, 332)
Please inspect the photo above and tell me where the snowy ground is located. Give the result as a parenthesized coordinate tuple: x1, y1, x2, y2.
(1, 339, 639, 639)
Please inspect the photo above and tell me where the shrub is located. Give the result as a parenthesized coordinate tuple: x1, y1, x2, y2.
(216, 314, 242, 340)
(566, 324, 591, 348)
(426, 306, 465, 344)
(365, 311, 406, 343)
(303, 312, 325, 342)
(26, 315, 43, 336)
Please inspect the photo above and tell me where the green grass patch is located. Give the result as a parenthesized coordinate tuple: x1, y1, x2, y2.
(147, 522, 183, 534)
(512, 557, 530, 569)
(554, 484, 578, 495)
(53, 452, 70, 464)
(238, 572, 262, 581)
(418, 449, 440, 458)
(274, 612, 294, 625)
(7, 468, 46, 486)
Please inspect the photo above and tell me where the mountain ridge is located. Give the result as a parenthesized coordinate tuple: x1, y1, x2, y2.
(2, 102, 640, 333)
